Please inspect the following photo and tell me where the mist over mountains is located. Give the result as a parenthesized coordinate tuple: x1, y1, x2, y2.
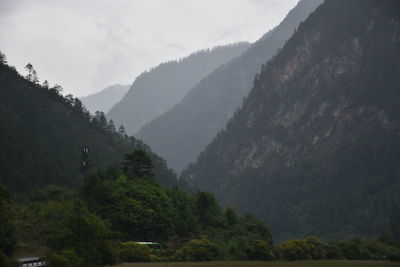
(137, 0, 324, 173)
(107, 43, 250, 135)
(1, 0, 400, 264)
(81, 84, 130, 114)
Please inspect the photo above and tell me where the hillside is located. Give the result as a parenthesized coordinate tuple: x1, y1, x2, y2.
(107, 43, 250, 135)
(80, 84, 130, 114)
(137, 0, 323, 173)
(182, 0, 400, 241)
(0, 59, 177, 193)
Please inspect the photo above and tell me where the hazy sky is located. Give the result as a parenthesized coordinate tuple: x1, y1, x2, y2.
(0, 0, 299, 97)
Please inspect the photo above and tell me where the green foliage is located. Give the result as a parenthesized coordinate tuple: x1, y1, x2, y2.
(0, 59, 178, 194)
(246, 240, 273, 261)
(193, 192, 221, 228)
(176, 239, 219, 261)
(273, 237, 400, 262)
(0, 185, 16, 256)
(121, 149, 154, 179)
(38, 199, 117, 267)
(81, 168, 175, 240)
(120, 243, 151, 262)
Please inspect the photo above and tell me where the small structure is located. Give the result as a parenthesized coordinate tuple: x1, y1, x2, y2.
(18, 257, 47, 267)
(124, 241, 162, 250)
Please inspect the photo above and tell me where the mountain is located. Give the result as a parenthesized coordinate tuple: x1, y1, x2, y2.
(80, 84, 129, 114)
(136, 0, 324, 173)
(0, 59, 177, 193)
(107, 43, 250, 134)
(182, 0, 400, 241)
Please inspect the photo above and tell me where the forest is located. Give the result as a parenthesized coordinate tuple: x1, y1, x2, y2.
(1, 0, 400, 266)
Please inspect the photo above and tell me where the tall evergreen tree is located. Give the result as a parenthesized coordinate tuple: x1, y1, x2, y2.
(121, 149, 154, 179)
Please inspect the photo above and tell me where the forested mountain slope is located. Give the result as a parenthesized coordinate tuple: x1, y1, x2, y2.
(107, 43, 250, 135)
(137, 0, 323, 173)
(0, 60, 177, 193)
(183, 0, 400, 241)
(80, 84, 129, 114)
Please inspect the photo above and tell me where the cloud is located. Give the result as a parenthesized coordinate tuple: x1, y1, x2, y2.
(0, 0, 299, 96)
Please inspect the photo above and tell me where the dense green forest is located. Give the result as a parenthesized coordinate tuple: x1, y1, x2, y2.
(0, 56, 177, 192)
(1, 151, 400, 266)
(1, 0, 400, 265)
(183, 0, 400, 242)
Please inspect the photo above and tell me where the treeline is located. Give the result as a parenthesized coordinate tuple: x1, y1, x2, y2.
(0, 52, 178, 192)
(1, 150, 400, 266)
(0, 149, 272, 266)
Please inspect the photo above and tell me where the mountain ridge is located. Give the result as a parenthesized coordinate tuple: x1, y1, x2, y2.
(107, 42, 250, 135)
(137, 0, 324, 173)
(80, 84, 130, 114)
(182, 0, 400, 241)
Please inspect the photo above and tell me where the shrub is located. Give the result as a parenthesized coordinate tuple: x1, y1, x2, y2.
(246, 240, 273, 260)
(274, 240, 309, 261)
(324, 243, 343, 259)
(176, 239, 219, 261)
(120, 243, 151, 262)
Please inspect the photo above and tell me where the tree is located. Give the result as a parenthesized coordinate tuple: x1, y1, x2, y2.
(65, 94, 74, 104)
(121, 150, 154, 179)
(193, 192, 221, 228)
(25, 63, 33, 81)
(0, 185, 16, 256)
(246, 240, 273, 261)
(32, 69, 39, 84)
(107, 119, 116, 133)
(51, 84, 63, 95)
(118, 125, 126, 136)
(42, 199, 117, 267)
(42, 80, 50, 89)
(0, 51, 7, 64)
(177, 239, 219, 261)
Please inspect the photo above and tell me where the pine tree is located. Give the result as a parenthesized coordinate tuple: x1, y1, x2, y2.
(0, 51, 7, 64)
(121, 149, 154, 179)
(118, 125, 126, 136)
(107, 119, 116, 133)
(25, 63, 33, 81)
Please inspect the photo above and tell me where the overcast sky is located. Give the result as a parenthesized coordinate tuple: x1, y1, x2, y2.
(0, 0, 299, 97)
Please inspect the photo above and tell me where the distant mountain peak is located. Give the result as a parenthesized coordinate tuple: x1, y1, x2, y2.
(107, 42, 250, 135)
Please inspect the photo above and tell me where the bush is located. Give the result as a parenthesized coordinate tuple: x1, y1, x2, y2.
(274, 240, 309, 261)
(324, 243, 343, 259)
(246, 240, 273, 260)
(176, 239, 219, 261)
(46, 250, 83, 267)
(120, 243, 151, 262)
(0, 251, 18, 267)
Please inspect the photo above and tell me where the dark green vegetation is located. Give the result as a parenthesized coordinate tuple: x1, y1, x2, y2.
(81, 84, 130, 114)
(0, 184, 17, 267)
(137, 0, 323, 173)
(0, 58, 177, 192)
(183, 0, 400, 242)
(3, 150, 399, 266)
(108, 42, 250, 135)
(117, 262, 400, 267)
(2, 151, 272, 266)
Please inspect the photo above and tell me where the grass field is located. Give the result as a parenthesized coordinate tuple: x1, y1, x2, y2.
(116, 261, 400, 267)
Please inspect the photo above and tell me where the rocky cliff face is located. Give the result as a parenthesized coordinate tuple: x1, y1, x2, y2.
(137, 0, 324, 173)
(183, 0, 400, 241)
